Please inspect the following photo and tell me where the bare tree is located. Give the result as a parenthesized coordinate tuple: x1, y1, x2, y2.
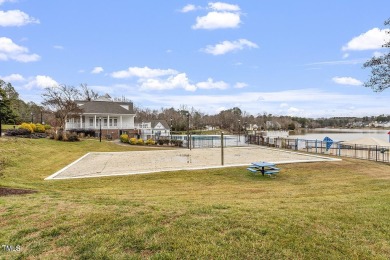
(41, 85, 82, 129)
(363, 18, 390, 92)
(80, 83, 99, 101)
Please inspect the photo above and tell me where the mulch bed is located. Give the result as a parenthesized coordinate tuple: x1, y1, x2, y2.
(0, 187, 37, 197)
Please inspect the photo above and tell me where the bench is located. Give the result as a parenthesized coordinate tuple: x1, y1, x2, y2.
(247, 167, 259, 173)
(263, 170, 280, 175)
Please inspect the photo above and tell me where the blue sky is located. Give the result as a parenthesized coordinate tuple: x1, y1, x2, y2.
(1, 0, 389, 118)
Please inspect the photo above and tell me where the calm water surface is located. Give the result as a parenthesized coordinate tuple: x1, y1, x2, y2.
(289, 128, 390, 142)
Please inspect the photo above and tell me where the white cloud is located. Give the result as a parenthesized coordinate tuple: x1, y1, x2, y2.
(111, 66, 178, 79)
(192, 11, 241, 30)
(208, 2, 240, 11)
(25, 75, 58, 89)
(0, 0, 17, 6)
(112, 66, 231, 92)
(1, 73, 25, 82)
(280, 103, 289, 108)
(332, 76, 362, 86)
(196, 78, 228, 90)
(234, 82, 248, 89)
(342, 28, 389, 51)
(0, 10, 39, 27)
(91, 66, 104, 74)
(139, 73, 196, 91)
(203, 39, 258, 55)
(342, 53, 349, 59)
(53, 45, 64, 50)
(287, 107, 301, 113)
(0, 37, 40, 62)
(180, 4, 199, 13)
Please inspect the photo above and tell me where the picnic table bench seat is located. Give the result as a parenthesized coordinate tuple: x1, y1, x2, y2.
(263, 170, 279, 175)
(246, 167, 259, 173)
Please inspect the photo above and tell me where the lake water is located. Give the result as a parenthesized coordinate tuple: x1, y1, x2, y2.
(289, 128, 390, 143)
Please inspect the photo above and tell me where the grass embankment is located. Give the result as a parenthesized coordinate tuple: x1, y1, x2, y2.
(0, 138, 390, 259)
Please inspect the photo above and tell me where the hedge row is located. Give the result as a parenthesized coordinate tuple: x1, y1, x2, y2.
(49, 131, 79, 142)
(19, 123, 51, 133)
(119, 134, 183, 147)
(67, 129, 96, 137)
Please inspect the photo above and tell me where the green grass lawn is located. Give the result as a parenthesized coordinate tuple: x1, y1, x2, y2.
(1, 124, 18, 130)
(1, 138, 390, 259)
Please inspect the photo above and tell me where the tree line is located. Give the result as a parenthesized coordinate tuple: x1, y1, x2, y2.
(0, 80, 389, 132)
(0, 79, 46, 125)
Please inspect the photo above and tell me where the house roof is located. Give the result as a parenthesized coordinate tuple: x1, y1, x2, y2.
(151, 120, 169, 129)
(76, 100, 134, 115)
(135, 120, 170, 129)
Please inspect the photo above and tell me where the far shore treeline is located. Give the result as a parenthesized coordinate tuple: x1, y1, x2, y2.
(0, 79, 389, 132)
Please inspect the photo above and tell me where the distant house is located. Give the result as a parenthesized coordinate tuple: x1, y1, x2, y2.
(64, 94, 136, 139)
(135, 120, 171, 140)
(372, 121, 390, 128)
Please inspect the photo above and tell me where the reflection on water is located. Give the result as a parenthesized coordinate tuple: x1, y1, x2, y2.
(290, 128, 390, 142)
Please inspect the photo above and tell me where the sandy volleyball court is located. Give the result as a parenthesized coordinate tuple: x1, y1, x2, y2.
(45, 146, 340, 180)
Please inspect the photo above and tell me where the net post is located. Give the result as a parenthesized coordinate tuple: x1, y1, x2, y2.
(221, 132, 224, 166)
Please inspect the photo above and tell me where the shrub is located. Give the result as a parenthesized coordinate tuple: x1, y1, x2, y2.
(157, 139, 164, 145)
(35, 124, 46, 133)
(136, 138, 144, 145)
(44, 124, 52, 130)
(62, 132, 68, 141)
(66, 132, 79, 142)
(120, 134, 129, 143)
(53, 130, 64, 141)
(80, 129, 96, 137)
(171, 140, 183, 147)
(30, 123, 37, 133)
(129, 138, 137, 145)
(56, 133, 63, 141)
(20, 123, 33, 133)
(30, 133, 47, 139)
(145, 139, 155, 145)
(5, 128, 31, 136)
(68, 129, 96, 137)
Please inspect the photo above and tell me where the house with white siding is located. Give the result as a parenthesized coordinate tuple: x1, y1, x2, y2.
(135, 120, 171, 140)
(64, 94, 136, 139)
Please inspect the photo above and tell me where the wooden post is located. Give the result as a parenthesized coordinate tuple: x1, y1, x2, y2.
(221, 132, 224, 166)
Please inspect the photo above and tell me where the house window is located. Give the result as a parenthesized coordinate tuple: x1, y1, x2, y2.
(113, 118, 117, 126)
(89, 118, 93, 126)
(104, 118, 108, 126)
